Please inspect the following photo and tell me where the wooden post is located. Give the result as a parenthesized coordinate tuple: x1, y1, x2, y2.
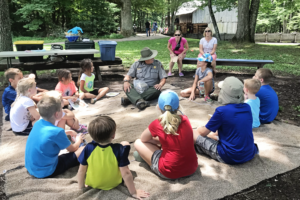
(94, 65, 102, 81)
(279, 32, 282, 43)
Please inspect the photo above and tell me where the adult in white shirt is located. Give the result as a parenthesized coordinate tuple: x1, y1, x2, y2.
(198, 27, 218, 69)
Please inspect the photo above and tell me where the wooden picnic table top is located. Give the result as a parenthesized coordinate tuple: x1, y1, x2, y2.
(0, 49, 99, 58)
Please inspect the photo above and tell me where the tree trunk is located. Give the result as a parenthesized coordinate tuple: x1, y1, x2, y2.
(233, 0, 250, 43)
(168, 11, 175, 34)
(207, 0, 221, 41)
(167, 0, 170, 29)
(133, 8, 136, 25)
(0, 0, 13, 51)
(120, 0, 133, 37)
(160, 14, 164, 28)
(249, 0, 260, 42)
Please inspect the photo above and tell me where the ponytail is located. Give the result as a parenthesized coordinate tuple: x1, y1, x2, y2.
(206, 62, 216, 78)
(158, 105, 182, 135)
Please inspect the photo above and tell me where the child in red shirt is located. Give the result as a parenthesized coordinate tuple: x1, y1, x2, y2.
(55, 69, 79, 106)
(134, 90, 198, 179)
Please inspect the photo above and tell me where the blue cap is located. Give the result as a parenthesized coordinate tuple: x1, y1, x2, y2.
(197, 53, 213, 63)
(158, 91, 179, 112)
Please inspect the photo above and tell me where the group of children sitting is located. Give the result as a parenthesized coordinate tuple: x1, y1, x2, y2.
(1, 55, 279, 199)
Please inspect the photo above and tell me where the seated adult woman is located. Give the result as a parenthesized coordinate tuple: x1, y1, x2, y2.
(193, 77, 259, 165)
(180, 53, 215, 102)
(167, 30, 189, 77)
(198, 27, 217, 69)
(134, 91, 198, 180)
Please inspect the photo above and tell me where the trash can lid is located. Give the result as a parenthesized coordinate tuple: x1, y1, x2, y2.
(98, 41, 117, 45)
(14, 41, 44, 45)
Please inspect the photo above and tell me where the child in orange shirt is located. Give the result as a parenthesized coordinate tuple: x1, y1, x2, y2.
(55, 69, 79, 106)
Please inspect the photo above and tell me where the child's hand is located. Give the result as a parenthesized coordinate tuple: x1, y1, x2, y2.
(76, 133, 85, 143)
(132, 189, 150, 200)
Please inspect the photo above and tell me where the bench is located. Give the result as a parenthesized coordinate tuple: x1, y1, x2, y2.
(182, 58, 274, 69)
(0, 57, 122, 81)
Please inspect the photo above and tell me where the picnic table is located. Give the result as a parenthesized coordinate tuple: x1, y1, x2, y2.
(0, 49, 122, 81)
(182, 58, 274, 69)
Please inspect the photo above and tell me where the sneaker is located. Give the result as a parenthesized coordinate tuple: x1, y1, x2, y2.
(179, 72, 184, 77)
(121, 97, 131, 106)
(133, 151, 145, 162)
(136, 99, 150, 110)
(205, 96, 212, 102)
(90, 98, 97, 104)
(75, 124, 88, 134)
(167, 72, 172, 77)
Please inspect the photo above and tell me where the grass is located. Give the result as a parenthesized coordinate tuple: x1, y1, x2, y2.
(102, 38, 300, 76)
(4, 37, 300, 77)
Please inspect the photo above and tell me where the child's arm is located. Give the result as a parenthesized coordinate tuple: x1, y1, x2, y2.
(141, 128, 160, 145)
(37, 88, 48, 93)
(77, 164, 87, 189)
(27, 106, 40, 120)
(80, 80, 89, 93)
(62, 109, 75, 119)
(198, 71, 213, 83)
(120, 166, 150, 199)
(189, 74, 199, 101)
(66, 133, 85, 152)
(62, 96, 77, 101)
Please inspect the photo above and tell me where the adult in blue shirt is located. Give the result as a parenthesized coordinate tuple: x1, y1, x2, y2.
(194, 77, 258, 165)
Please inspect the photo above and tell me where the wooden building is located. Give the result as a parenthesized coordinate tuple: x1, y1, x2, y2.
(171, 1, 238, 40)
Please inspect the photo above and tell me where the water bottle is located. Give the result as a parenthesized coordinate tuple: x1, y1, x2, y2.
(199, 82, 205, 97)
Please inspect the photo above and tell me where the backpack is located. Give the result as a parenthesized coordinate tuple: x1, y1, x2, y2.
(48, 44, 64, 62)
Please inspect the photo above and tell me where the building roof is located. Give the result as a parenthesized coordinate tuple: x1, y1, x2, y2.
(176, 1, 202, 16)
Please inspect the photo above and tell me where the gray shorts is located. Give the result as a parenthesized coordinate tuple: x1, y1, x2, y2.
(194, 135, 225, 163)
(150, 150, 172, 180)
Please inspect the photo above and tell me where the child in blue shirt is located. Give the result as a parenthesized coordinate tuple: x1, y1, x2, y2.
(2, 68, 23, 121)
(25, 91, 85, 178)
(244, 79, 261, 128)
(77, 116, 149, 199)
(194, 77, 258, 165)
(253, 68, 279, 123)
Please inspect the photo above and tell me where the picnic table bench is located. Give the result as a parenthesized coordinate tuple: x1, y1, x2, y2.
(0, 49, 122, 81)
(182, 58, 274, 69)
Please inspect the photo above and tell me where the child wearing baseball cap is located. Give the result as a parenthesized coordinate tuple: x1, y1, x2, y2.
(134, 90, 198, 180)
(180, 53, 215, 102)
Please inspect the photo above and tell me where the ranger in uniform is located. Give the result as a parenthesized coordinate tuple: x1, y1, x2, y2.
(121, 47, 167, 110)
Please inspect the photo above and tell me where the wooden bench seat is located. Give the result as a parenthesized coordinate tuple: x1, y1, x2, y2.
(182, 58, 274, 69)
(0, 57, 122, 81)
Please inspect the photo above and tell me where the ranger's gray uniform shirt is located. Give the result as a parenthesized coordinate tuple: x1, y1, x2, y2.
(127, 60, 167, 87)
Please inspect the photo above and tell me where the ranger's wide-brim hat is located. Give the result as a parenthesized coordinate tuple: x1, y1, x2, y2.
(139, 47, 158, 61)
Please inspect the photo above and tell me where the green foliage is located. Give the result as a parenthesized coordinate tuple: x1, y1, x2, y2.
(10, 0, 119, 36)
(257, 0, 300, 33)
(293, 105, 300, 112)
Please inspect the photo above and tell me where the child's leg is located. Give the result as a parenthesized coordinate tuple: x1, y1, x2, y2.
(134, 139, 160, 166)
(66, 117, 80, 130)
(95, 87, 109, 100)
(180, 87, 199, 98)
(204, 80, 213, 96)
(80, 92, 96, 100)
(57, 119, 67, 129)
